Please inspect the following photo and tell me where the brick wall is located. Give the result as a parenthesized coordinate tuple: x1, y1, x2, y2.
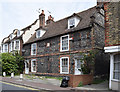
(104, 2, 120, 46)
(68, 74, 93, 87)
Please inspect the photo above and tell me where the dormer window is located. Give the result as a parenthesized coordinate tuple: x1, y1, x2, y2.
(69, 18, 75, 28)
(36, 30, 40, 38)
(17, 30, 20, 37)
(68, 16, 80, 29)
(36, 29, 46, 38)
(10, 34, 13, 39)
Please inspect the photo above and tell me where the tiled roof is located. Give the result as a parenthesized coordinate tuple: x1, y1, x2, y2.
(24, 6, 97, 44)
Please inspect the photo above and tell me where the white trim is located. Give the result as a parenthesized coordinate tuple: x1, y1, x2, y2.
(104, 45, 120, 53)
(109, 54, 114, 89)
(31, 59, 36, 72)
(60, 57, 69, 74)
(111, 79, 120, 82)
(68, 17, 80, 29)
(60, 35, 69, 52)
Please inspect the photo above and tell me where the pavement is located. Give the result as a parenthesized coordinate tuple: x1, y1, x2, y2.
(0, 75, 116, 91)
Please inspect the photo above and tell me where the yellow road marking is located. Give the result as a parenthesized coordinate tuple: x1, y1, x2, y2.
(0, 81, 38, 90)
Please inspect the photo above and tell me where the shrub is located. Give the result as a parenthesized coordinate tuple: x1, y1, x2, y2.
(78, 82, 83, 87)
(0, 52, 24, 75)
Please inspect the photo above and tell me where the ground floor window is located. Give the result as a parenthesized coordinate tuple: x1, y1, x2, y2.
(113, 54, 120, 80)
(31, 59, 37, 72)
(60, 57, 69, 74)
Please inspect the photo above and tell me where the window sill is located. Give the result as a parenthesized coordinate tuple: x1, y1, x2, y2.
(111, 79, 120, 82)
(60, 72, 69, 74)
(31, 71, 36, 73)
(60, 50, 69, 52)
(31, 54, 36, 56)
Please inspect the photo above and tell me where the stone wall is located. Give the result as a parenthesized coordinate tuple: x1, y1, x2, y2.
(23, 9, 107, 75)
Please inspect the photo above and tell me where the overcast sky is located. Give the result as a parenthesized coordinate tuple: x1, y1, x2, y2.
(0, 0, 97, 44)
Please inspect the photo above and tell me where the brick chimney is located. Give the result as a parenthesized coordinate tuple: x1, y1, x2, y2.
(39, 10, 45, 27)
(46, 15, 54, 25)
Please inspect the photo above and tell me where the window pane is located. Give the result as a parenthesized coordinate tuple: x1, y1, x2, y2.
(114, 54, 120, 61)
(118, 63, 120, 71)
(16, 41, 19, 50)
(61, 36, 69, 51)
(119, 73, 120, 80)
(61, 58, 68, 73)
(114, 63, 118, 70)
(114, 72, 119, 80)
(31, 43, 36, 55)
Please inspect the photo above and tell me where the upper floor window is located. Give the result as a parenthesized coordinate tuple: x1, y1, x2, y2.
(1, 45, 3, 52)
(31, 43, 37, 55)
(17, 30, 20, 37)
(60, 35, 69, 52)
(36, 30, 40, 38)
(9, 43, 11, 52)
(68, 17, 80, 29)
(12, 41, 14, 50)
(69, 18, 75, 28)
(15, 40, 20, 50)
(5, 44, 8, 52)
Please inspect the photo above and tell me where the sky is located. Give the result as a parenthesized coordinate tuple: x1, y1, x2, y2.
(0, 0, 97, 45)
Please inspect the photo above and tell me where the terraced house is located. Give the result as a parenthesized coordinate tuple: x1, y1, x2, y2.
(1, 19, 40, 55)
(23, 5, 109, 78)
(104, 2, 120, 91)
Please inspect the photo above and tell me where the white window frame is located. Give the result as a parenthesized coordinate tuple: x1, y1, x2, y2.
(31, 59, 37, 72)
(4, 44, 8, 52)
(1, 44, 3, 53)
(113, 54, 120, 81)
(60, 57, 69, 74)
(17, 30, 20, 37)
(36, 30, 41, 38)
(15, 40, 20, 50)
(60, 35, 69, 52)
(12, 41, 14, 51)
(68, 18, 75, 29)
(31, 43, 37, 55)
(9, 43, 11, 52)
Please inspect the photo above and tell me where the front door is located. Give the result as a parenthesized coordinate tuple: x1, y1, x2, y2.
(74, 59, 82, 75)
(25, 60, 29, 74)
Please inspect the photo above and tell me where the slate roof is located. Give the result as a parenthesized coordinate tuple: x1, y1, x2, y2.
(24, 6, 97, 44)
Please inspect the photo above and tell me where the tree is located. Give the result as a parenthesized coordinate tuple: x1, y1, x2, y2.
(0, 54, 2, 76)
(80, 50, 97, 74)
(0, 52, 24, 75)
(14, 51, 24, 74)
(1, 53, 18, 75)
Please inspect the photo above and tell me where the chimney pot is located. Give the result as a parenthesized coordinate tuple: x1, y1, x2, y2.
(39, 10, 45, 27)
(42, 10, 44, 14)
(46, 15, 54, 25)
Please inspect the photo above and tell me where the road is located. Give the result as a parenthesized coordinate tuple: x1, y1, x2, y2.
(0, 81, 40, 92)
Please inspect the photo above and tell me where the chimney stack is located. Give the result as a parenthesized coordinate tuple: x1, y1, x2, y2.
(39, 10, 45, 27)
(46, 15, 54, 25)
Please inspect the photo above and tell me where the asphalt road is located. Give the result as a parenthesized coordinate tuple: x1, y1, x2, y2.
(0, 81, 40, 92)
(0, 81, 116, 92)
